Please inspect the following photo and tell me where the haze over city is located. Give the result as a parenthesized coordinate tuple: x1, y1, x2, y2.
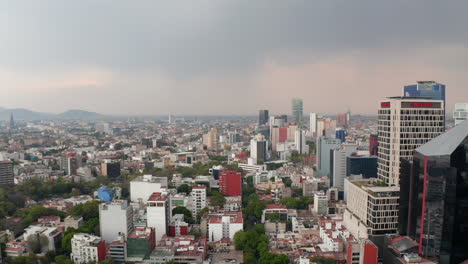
(1, 1, 468, 115)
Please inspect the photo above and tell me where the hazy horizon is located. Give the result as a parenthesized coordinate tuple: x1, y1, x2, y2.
(2, 1, 467, 115)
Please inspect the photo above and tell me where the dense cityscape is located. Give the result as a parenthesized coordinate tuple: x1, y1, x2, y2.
(0, 81, 467, 264)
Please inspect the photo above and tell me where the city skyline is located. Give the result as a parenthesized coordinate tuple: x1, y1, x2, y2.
(1, 1, 468, 115)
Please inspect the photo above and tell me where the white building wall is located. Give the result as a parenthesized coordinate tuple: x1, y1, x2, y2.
(130, 181, 163, 203)
(147, 201, 167, 242)
(99, 201, 133, 243)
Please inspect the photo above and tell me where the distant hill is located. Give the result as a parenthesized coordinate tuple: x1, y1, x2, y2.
(0, 108, 54, 121)
(0, 107, 108, 121)
(57, 109, 106, 120)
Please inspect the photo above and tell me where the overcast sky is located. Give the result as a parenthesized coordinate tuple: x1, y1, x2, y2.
(1, 1, 467, 115)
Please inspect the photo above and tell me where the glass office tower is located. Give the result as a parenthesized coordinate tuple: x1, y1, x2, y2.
(403, 81, 446, 102)
(291, 98, 303, 127)
(399, 120, 468, 264)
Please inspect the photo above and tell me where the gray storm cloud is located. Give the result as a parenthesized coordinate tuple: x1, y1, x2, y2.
(1, 0, 467, 115)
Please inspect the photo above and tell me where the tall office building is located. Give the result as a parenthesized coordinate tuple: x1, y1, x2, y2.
(368, 134, 378, 156)
(399, 120, 468, 264)
(60, 154, 80, 176)
(291, 98, 304, 127)
(0, 160, 14, 186)
(337, 113, 348, 128)
(99, 200, 134, 243)
(294, 129, 308, 154)
(146, 192, 170, 242)
(335, 129, 346, 143)
(377, 97, 445, 186)
(250, 135, 268, 163)
(310, 113, 318, 136)
(317, 137, 341, 177)
(330, 144, 357, 190)
(258, 110, 269, 126)
(453, 103, 468, 126)
(203, 128, 218, 150)
(403, 81, 446, 103)
(190, 185, 206, 216)
(100, 161, 121, 178)
(9, 113, 14, 130)
(219, 170, 242, 197)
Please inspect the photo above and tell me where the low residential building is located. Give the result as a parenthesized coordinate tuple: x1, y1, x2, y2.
(4, 241, 28, 258)
(64, 215, 84, 231)
(168, 214, 188, 237)
(107, 235, 126, 263)
(127, 227, 156, 261)
(23, 225, 62, 252)
(261, 204, 288, 223)
(71, 233, 107, 264)
(208, 211, 243, 242)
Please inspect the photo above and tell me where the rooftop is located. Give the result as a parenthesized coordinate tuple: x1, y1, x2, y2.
(416, 119, 468, 156)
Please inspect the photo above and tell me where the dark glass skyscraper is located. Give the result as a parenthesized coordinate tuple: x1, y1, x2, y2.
(291, 98, 303, 127)
(399, 120, 468, 264)
(258, 109, 269, 126)
(403, 81, 446, 103)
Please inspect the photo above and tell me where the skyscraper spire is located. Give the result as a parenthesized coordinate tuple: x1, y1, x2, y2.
(9, 113, 14, 130)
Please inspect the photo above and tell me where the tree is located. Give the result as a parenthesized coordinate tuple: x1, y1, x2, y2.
(210, 192, 226, 208)
(172, 206, 194, 224)
(176, 184, 192, 194)
(69, 200, 100, 221)
(267, 212, 281, 222)
(196, 207, 208, 224)
(26, 234, 49, 254)
(55, 255, 75, 264)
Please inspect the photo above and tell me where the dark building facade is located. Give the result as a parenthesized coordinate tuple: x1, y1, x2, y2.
(369, 134, 378, 156)
(335, 129, 346, 143)
(258, 109, 269, 126)
(346, 156, 377, 178)
(0, 160, 14, 186)
(399, 120, 468, 264)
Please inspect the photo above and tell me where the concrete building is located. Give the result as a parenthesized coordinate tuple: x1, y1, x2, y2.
(146, 192, 170, 242)
(310, 113, 318, 136)
(250, 134, 268, 163)
(190, 185, 206, 216)
(126, 227, 156, 261)
(107, 235, 126, 263)
(99, 200, 133, 243)
(71, 234, 107, 264)
(294, 129, 308, 154)
(377, 97, 444, 186)
(330, 144, 357, 190)
(130, 175, 167, 203)
(453, 103, 468, 125)
(343, 179, 400, 238)
(219, 170, 242, 197)
(168, 214, 189, 237)
(314, 192, 328, 215)
(0, 160, 14, 186)
(317, 136, 341, 177)
(60, 154, 80, 176)
(203, 128, 218, 150)
(23, 225, 62, 252)
(208, 211, 243, 242)
(100, 161, 120, 178)
(64, 216, 84, 231)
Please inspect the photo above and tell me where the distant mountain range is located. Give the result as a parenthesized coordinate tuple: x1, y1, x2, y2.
(0, 107, 108, 121)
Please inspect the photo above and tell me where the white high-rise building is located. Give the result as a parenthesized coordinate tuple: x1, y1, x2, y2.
(190, 185, 206, 216)
(331, 144, 358, 190)
(294, 129, 308, 154)
(453, 103, 468, 126)
(99, 200, 133, 243)
(310, 113, 317, 136)
(130, 175, 167, 203)
(146, 192, 170, 242)
(250, 134, 268, 163)
(377, 97, 445, 186)
(317, 137, 341, 177)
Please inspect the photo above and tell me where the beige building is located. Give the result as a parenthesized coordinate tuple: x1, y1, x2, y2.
(203, 128, 218, 150)
(377, 97, 444, 186)
(343, 179, 400, 239)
